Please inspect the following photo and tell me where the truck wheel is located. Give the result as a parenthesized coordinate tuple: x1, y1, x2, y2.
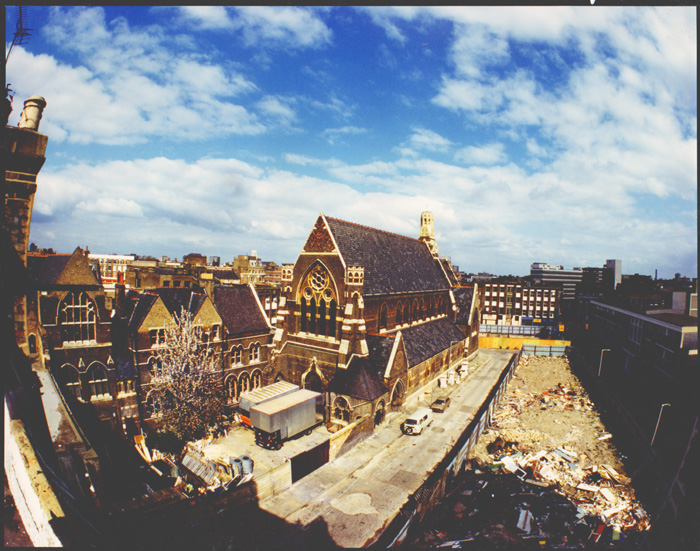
(275, 442, 282, 450)
(304, 429, 312, 436)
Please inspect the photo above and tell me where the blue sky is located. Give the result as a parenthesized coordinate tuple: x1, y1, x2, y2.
(6, 6, 697, 278)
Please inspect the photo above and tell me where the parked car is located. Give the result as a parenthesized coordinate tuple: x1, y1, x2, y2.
(401, 408, 433, 435)
(431, 396, 451, 413)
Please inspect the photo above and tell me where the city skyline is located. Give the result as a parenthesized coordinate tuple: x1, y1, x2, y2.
(5, 6, 697, 278)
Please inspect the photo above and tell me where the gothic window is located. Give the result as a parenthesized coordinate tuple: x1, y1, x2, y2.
(62, 364, 82, 401)
(332, 396, 351, 423)
(146, 392, 162, 418)
(421, 299, 426, 319)
(226, 376, 238, 403)
(396, 301, 403, 325)
(379, 303, 388, 331)
(249, 343, 261, 363)
(299, 265, 338, 338)
(147, 356, 160, 375)
(412, 299, 419, 322)
(251, 369, 263, 390)
(88, 363, 110, 399)
(28, 334, 37, 354)
(59, 292, 97, 344)
(239, 372, 251, 394)
(231, 346, 243, 366)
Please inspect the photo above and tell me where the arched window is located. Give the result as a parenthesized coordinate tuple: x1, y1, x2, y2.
(299, 264, 338, 338)
(379, 303, 388, 331)
(225, 376, 238, 403)
(249, 343, 260, 363)
(62, 364, 82, 401)
(231, 346, 243, 366)
(147, 356, 160, 375)
(239, 372, 251, 395)
(251, 369, 263, 390)
(332, 396, 351, 423)
(59, 292, 96, 344)
(300, 298, 307, 332)
(88, 363, 109, 399)
(328, 300, 337, 338)
(421, 299, 426, 319)
(412, 299, 419, 322)
(396, 301, 403, 325)
(28, 334, 37, 354)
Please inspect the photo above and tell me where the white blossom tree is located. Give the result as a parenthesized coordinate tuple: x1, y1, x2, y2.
(149, 307, 225, 445)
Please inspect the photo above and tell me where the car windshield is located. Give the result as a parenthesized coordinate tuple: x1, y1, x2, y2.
(405, 419, 417, 425)
(436, 399, 446, 404)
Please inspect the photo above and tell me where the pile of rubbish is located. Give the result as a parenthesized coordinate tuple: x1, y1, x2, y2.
(408, 355, 651, 549)
(410, 463, 650, 549)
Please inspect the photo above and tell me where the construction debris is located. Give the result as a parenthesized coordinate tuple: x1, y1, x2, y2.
(407, 355, 651, 549)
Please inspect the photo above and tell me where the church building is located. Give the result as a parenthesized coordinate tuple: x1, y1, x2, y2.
(272, 212, 477, 429)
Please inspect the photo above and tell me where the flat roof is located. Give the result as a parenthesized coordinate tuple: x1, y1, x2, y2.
(646, 312, 698, 328)
(251, 389, 321, 415)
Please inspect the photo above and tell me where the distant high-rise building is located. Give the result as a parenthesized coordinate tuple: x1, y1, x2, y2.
(605, 259, 622, 290)
(530, 263, 583, 301)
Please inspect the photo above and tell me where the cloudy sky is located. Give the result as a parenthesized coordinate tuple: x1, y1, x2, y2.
(6, 6, 697, 278)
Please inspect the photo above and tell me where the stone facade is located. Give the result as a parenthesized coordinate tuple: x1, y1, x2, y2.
(273, 213, 476, 430)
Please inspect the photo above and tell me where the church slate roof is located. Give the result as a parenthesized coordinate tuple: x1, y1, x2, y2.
(213, 285, 270, 336)
(324, 216, 451, 296)
(453, 287, 475, 325)
(327, 356, 387, 401)
(396, 317, 465, 368)
(365, 333, 396, 379)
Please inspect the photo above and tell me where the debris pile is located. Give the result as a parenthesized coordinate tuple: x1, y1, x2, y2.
(408, 355, 651, 549)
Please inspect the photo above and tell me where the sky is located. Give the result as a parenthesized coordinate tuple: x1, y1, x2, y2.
(5, 6, 697, 278)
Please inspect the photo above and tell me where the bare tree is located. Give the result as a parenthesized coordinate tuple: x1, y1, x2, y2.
(149, 307, 225, 445)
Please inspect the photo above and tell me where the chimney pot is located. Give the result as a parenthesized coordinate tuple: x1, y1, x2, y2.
(18, 95, 47, 131)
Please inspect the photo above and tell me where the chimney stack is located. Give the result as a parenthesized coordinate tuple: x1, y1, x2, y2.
(18, 95, 47, 131)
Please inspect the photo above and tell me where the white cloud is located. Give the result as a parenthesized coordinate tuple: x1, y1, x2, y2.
(256, 95, 298, 125)
(232, 7, 332, 49)
(455, 143, 506, 165)
(408, 128, 453, 153)
(6, 7, 265, 144)
(321, 126, 367, 145)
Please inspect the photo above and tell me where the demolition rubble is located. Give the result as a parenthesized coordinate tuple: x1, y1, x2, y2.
(409, 355, 651, 549)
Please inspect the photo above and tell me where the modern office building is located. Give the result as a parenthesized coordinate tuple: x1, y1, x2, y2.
(530, 263, 583, 301)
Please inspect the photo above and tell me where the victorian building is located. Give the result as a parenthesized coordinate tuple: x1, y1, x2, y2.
(271, 213, 477, 430)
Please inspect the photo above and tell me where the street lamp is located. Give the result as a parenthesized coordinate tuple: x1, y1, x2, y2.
(597, 348, 610, 377)
(651, 403, 671, 446)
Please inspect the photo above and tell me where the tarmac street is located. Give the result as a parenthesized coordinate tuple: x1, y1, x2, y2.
(257, 349, 517, 548)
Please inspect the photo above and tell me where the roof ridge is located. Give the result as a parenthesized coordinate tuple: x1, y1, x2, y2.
(326, 216, 421, 243)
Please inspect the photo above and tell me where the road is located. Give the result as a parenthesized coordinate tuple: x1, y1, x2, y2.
(254, 348, 517, 548)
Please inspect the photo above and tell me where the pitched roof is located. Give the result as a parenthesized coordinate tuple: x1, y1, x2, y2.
(365, 333, 396, 379)
(154, 288, 207, 318)
(439, 258, 459, 286)
(213, 285, 270, 336)
(396, 317, 465, 368)
(27, 249, 100, 287)
(126, 293, 159, 332)
(324, 216, 451, 296)
(327, 356, 387, 401)
(27, 254, 72, 285)
(453, 287, 475, 325)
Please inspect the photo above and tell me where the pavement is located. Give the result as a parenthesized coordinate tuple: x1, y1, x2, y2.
(255, 348, 517, 548)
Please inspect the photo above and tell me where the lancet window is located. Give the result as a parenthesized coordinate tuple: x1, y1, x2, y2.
(299, 265, 337, 338)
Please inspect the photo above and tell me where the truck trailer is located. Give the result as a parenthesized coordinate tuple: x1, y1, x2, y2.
(237, 380, 299, 427)
(251, 389, 321, 449)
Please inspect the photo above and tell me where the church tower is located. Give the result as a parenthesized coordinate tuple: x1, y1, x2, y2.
(418, 211, 439, 258)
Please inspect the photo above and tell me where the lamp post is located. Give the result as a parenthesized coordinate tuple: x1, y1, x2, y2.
(597, 348, 610, 377)
(651, 403, 671, 446)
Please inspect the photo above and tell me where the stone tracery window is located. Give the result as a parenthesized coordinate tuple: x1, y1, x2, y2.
(299, 265, 337, 338)
(59, 292, 97, 344)
(379, 303, 388, 331)
(332, 396, 351, 423)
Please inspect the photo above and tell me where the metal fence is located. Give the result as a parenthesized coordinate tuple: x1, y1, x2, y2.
(521, 344, 573, 357)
